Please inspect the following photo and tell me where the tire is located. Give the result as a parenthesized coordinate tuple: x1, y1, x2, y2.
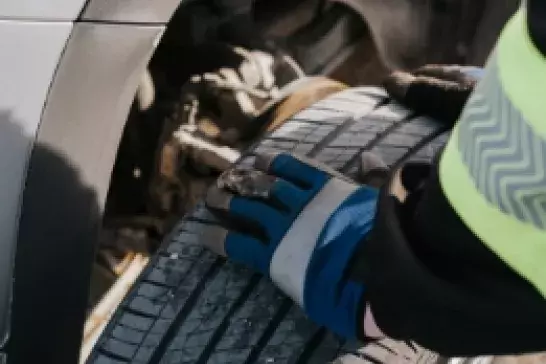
(87, 87, 450, 364)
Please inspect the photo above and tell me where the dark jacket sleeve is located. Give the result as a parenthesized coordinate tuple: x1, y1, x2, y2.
(356, 158, 546, 357)
(528, 0, 546, 56)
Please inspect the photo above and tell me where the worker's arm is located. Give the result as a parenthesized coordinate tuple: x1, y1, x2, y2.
(202, 2, 546, 356)
(357, 1, 546, 356)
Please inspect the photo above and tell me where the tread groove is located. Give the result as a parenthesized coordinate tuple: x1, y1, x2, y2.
(96, 349, 130, 363)
(140, 279, 174, 289)
(195, 275, 262, 364)
(391, 127, 449, 170)
(306, 98, 386, 158)
(147, 258, 224, 364)
(307, 99, 389, 158)
(88, 87, 442, 364)
(307, 116, 356, 157)
(122, 307, 160, 320)
(340, 113, 416, 172)
(295, 329, 327, 364)
(243, 299, 293, 364)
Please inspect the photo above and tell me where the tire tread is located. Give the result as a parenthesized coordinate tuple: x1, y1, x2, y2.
(87, 87, 447, 364)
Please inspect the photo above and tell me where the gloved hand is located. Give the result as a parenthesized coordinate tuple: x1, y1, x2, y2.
(383, 64, 484, 125)
(204, 152, 378, 339)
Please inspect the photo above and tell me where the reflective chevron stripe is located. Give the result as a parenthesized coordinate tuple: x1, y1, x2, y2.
(440, 7, 546, 297)
(457, 56, 546, 229)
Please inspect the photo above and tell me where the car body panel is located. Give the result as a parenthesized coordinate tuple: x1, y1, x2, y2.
(37, 23, 164, 204)
(7, 22, 164, 363)
(0, 0, 170, 361)
(0, 0, 87, 21)
(82, 0, 183, 23)
(0, 19, 72, 347)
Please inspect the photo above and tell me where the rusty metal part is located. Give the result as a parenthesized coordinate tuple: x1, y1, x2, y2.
(159, 142, 181, 183)
(98, 250, 136, 277)
(173, 128, 241, 172)
(268, 77, 348, 132)
(98, 250, 121, 275)
(113, 253, 136, 276)
(197, 117, 222, 139)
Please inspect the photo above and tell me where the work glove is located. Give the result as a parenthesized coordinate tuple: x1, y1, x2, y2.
(383, 64, 483, 125)
(204, 152, 378, 339)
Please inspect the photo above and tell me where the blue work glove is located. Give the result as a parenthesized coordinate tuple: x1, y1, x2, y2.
(204, 152, 379, 339)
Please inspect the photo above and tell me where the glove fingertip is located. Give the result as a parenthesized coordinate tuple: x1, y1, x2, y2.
(260, 152, 327, 187)
(383, 71, 415, 102)
(206, 185, 232, 211)
(254, 151, 281, 173)
(359, 152, 390, 187)
(201, 225, 229, 257)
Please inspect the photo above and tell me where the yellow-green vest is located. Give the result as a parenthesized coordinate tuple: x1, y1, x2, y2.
(440, 5, 546, 297)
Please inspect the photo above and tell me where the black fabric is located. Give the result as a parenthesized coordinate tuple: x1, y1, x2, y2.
(215, 13, 267, 49)
(180, 0, 264, 49)
(355, 159, 546, 356)
(212, 0, 253, 15)
(527, 0, 546, 57)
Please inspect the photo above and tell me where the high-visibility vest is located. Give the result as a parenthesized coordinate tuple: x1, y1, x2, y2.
(440, 4, 546, 297)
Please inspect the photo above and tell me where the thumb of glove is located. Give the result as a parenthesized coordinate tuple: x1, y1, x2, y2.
(383, 65, 482, 125)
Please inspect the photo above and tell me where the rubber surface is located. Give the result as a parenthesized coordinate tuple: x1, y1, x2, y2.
(87, 87, 449, 364)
